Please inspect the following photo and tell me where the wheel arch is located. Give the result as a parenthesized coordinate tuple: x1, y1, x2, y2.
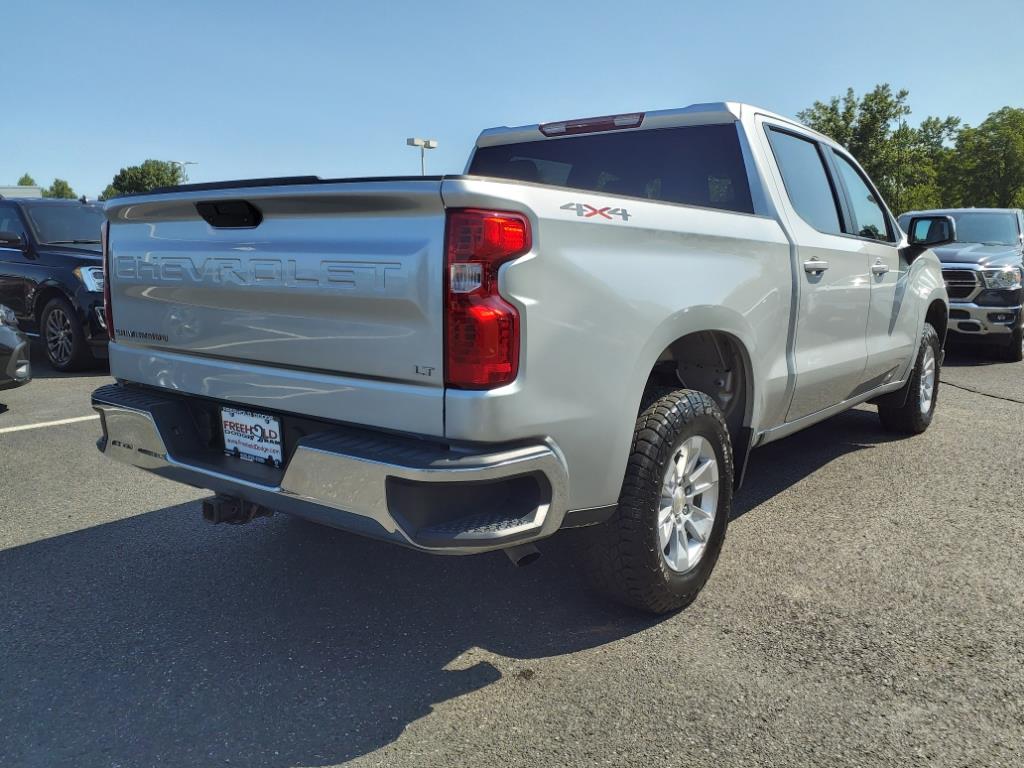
(925, 297, 948, 346)
(31, 280, 78, 328)
(633, 309, 760, 489)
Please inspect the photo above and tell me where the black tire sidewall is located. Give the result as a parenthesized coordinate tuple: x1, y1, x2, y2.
(652, 411, 733, 598)
(914, 325, 941, 426)
(576, 389, 735, 614)
(893, 323, 941, 433)
(1005, 327, 1024, 363)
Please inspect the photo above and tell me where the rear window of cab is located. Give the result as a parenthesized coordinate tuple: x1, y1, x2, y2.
(469, 123, 754, 214)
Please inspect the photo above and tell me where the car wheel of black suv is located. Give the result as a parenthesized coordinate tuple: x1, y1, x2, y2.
(877, 322, 941, 434)
(1003, 326, 1024, 363)
(575, 388, 733, 615)
(41, 296, 94, 372)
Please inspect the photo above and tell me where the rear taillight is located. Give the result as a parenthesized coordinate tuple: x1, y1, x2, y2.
(101, 220, 113, 338)
(445, 209, 530, 389)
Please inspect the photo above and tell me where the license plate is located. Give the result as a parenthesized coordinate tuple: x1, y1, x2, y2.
(221, 407, 283, 467)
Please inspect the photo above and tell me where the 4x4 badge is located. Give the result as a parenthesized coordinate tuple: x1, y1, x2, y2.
(560, 202, 631, 221)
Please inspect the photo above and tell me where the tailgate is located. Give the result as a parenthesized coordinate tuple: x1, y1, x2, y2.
(105, 179, 446, 434)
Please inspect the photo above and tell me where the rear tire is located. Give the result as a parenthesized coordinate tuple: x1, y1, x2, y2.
(878, 323, 940, 434)
(41, 296, 94, 372)
(1002, 326, 1023, 363)
(575, 389, 733, 615)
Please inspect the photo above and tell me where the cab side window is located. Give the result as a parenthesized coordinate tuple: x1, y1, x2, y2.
(832, 154, 893, 242)
(766, 128, 843, 235)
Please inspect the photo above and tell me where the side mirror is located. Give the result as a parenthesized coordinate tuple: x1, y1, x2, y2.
(907, 215, 956, 248)
(0, 231, 25, 248)
(902, 215, 956, 262)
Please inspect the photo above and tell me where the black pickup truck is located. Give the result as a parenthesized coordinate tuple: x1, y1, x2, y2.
(899, 207, 1024, 362)
(0, 197, 107, 370)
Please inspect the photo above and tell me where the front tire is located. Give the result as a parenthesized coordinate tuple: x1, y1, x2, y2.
(1002, 326, 1023, 363)
(878, 322, 940, 434)
(576, 389, 733, 615)
(41, 296, 94, 372)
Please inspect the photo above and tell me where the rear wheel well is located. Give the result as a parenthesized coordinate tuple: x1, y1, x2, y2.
(926, 300, 948, 346)
(643, 331, 753, 488)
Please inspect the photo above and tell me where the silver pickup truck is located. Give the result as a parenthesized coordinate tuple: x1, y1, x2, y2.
(93, 102, 951, 613)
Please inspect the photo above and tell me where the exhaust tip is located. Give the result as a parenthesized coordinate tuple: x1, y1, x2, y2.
(504, 543, 541, 567)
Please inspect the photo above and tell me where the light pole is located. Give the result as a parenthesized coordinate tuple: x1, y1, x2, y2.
(406, 138, 437, 175)
(172, 160, 198, 183)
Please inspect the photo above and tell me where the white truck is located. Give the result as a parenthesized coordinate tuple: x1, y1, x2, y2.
(93, 103, 951, 613)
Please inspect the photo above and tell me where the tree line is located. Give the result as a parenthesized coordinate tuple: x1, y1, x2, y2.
(798, 84, 1024, 213)
(15, 173, 78, 199)
(14, 160, 186, 201)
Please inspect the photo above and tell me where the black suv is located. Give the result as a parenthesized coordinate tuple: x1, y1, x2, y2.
(0, 197, 107, 370)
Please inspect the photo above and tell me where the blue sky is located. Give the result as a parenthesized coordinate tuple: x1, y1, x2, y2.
(3, 0, 1021, 197)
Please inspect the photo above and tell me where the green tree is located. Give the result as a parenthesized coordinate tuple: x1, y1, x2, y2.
(17, 173, 37, 186)
(948, 107, 1024, 208)
(798, 84, 960, 213)
(894, 115, 961, 211)
(100, 160, 185, 200)
(42, 178, 77, 199)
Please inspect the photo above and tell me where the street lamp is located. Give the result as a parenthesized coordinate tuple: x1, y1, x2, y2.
(171, 160, 198, 183)
(406, 138, 438, 176)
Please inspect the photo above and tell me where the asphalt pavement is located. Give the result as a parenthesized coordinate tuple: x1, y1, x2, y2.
(1, 343, 1022, 767)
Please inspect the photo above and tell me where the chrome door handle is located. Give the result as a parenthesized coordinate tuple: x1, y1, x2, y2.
(871, 260, 890, 276)
(803, 259, 829, 275)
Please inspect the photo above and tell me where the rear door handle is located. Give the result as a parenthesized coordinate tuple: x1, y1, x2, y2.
(871, 259, 890, 276)
(803, 259, 829, 275)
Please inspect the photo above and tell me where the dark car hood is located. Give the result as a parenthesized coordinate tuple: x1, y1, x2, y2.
(933, 242, 1023, 268)
(36, 244, 102, 266)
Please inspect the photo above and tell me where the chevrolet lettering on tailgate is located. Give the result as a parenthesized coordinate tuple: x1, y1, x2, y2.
(114, 255, 404, 292)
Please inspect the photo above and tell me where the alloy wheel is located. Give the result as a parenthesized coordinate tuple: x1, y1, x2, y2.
(658, 435, 720, 573)
(45, 307, 74, 367)
(919, 345, 936, 415)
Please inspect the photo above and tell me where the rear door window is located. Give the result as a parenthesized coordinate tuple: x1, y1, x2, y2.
(765, 128, 843, 235)
(831, 152, 894, 242)
(469, 124, 754, 214)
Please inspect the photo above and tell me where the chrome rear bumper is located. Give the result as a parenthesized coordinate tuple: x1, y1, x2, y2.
(92, 384, 569, 554)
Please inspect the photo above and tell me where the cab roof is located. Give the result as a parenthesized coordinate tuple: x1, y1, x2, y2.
(475, 101, 833, 148)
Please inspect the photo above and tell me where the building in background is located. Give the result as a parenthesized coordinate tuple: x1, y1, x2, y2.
(0, 186, 43, 198)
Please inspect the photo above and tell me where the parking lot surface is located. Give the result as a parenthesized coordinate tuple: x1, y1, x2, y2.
(1, 345, 1022, 767)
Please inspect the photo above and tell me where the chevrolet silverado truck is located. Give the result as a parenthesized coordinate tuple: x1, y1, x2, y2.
(92, 103, 952, 614)
(898, 208, 1023, 362)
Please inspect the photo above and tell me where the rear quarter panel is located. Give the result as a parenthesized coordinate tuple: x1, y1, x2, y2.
(442, 178, 792, 511)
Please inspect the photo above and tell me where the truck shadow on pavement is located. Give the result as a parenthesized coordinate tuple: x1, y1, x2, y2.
(0, 507, 656, 767)
(731, 406, 900, 519)
(1, 407, 897, 767)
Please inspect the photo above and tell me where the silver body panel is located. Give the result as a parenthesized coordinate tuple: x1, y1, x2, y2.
(98, 102, 948, 551)
(106, 180, 448, 436)
(439, 177, 793, 510)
